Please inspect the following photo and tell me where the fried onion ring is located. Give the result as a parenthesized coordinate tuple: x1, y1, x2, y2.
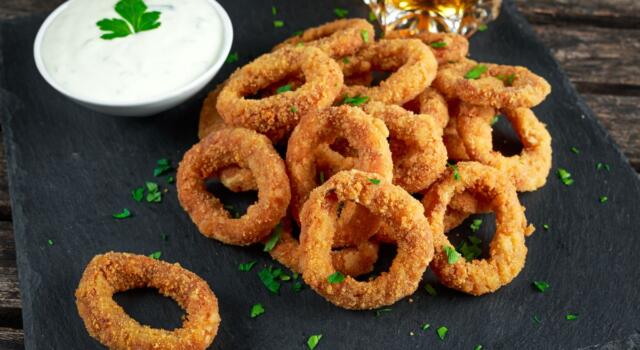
(216, 46, 343, 142)
(286, 106, 393, 245)
(340, 39, 438, 105)
(405, 87, 450, 129)
(422, 162, 529, 295)
(300, 170, 432, 309)
(433, 59, 551, 109)
(456, 103, 552, 192)
(177, 128, 290, 245)
(272, 19, 375, 58)
(75, 252, 220, 350)
(267, 215, 379, 277)
(386, 31, 469, 65)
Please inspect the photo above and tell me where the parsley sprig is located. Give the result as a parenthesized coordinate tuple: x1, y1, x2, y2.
(97, 0, 161, 40)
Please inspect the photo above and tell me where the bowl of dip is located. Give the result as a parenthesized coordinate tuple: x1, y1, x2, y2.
(34, 0, 233, 117)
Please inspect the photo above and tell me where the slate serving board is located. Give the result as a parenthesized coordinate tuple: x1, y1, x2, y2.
(1, 0, 640, 349)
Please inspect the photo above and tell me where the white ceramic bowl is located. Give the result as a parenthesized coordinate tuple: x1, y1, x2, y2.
(33, 0, 233, 117)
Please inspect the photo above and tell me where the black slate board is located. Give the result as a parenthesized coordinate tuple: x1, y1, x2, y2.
(1, 1, 640, 349)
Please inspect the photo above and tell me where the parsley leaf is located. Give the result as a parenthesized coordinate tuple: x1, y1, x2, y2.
(599, 196, 608, 203)
(47, 239, 54, 246)
(113, 208, 132, 219)
(318, 171, 325, 184)
(421, 323, 431, 330)
(290, 106, 298, 113)
(226, 52, 239, 64)
(474, 345, 483, 350)
(98, 0, 161, 40)
(532, 315, 542, 324)
(557, 168, 574, 186)
(307, 334, 322, 350)
(361, 29, 369, 43)
(145, 181, 162, 203)
(292, 281, 303, 292)
(532, 280, 550, 293)
(458, 239, 482, 261)
(271, 6, 277, 15)
(447, 162, 461, 180)
(342, 94, 369, 106)
(543, 224, 550, 230)
(478, 23, 488, 32)
(258, 266, 281, 294)
(368, 178, 381, 185)
(263, 223, 282, 252)
(239, 261, 257, 272)
(424, 283, 437, 296)
(276, 84, 292, 94)
(148, 251, 161, 259)
(327, 271, 346, 284)
(496, 73, 516, 86)
(153, 158, 173, 177)
(444, 246, 460, 264)
(292, 30, 303, 37)
(274, 20, 284, 28)
(570, 146, 580, 154)
(132, 187, 144, 202)
(470, 219, 482, 232)
(566, 314, 578, 321)
(334, 7, 349, 18)
(430, 41, 447, 48)
(369, 11, 377, 22)
(596, 162, 610, 171)
(437, 326, 448, 340)
(342, 57, 351, 64)
(491, 115, 500, 125)
(465, 64, 488, 80)
(250, 303, 265, 318)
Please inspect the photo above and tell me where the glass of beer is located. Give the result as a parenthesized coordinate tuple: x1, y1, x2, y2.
(363, 0, 501, 37)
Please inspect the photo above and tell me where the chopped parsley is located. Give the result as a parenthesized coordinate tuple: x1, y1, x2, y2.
(318, 171, 325, 184)
(570, 146, 580, 154)
(478, 23, 488, 32)
(496, 73, 516, 86)
(113, 208, 132, 219)
(543, 224, 550, 230)
(153, 158, 173, 177)
(238, 261, 257, 272)
(276, 84, 293, 94)
(557, 168, 574, 186)
(224, 204, 241, 218)
(491, 115, 500, 125)
(47, 239, 54, 246)
(368, 178, 381, 185)
(464, 64, 488, 80)
(596, 162, 610, 171)
(97, 0, 161, 40)
(327, 271, 346, 284)
(566, 314, 578, 321)
(474, 345, 483, 350)
(532, 280, 550, 293)
(292, 30, 303, 37)
(307, 334, 322, 350)
(258, 266, 282, 294)
(225, 52, 239, 64)
(369, 11, 377, 22)
(599, 196, 608, 203)
(334, 7, 349, 18)
(167, 176, 174, 184)
(361, 29, 369, 43)
(436, 326, 448, 340)
(342, 94, 369, 106)
(274, 20, 284, 28)
(430, 41, 447, 48)
(424, 283, 437, 296)
(148, 251, 161, 259)
(271, 6, 277, 15)
(532, 315, 542, 324)
(145, 181, 162, 203)
(469, 219, 482, 232)
(290, 106, 298, 113)
(342, 57, 351, 64)
(458, 236, 482, 261)
(250, 303, 265, 318)
(444, 246, 461, 264)
(375, 308, 392, 317)
(263, 223, 282, 252)
(131, 187, 144, 202)
(447, 162, 461, 180)
(421, 323, 431, 330)
(292, 281, 303, 292)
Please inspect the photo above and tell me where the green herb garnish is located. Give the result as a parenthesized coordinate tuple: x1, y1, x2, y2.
(437, 326, 448, 340)
(290, 106, 298, 113)
(464, 64, 488, 80)
(361, 29, 369, 43)
(424, 283, 437, 296)
(375, 308, 392, 317)
(271, 6, 277, 15)
(557, 168, 574, 186)
(327, 271, 346, 284)
(148, 251, 161, 259)
(430, 41, 447, 48)
(226, 52, 239, 64)
(342, 57, 351, 64)
(132, 187, 144, 202)
(334, 7, 349, 18)
(239, 261, 257, 272)
(474, 345, 483, 350)
(113, 208, 132, 219)
(491, 115, 500, 125)
(97, 0, 161, 40)
(458, 238, 482, 261)
(496, 73, 516, 86)
(444, 246, 460, 264)
(533, 281, 550, 293)
(292, 30, 303, 37)
(596, 162, 610, 171)
(47, 239, 54, 246)
(566, 314, 578, 321)
(293, 281, 303, 292)
(478, 23, 488, 32)
(307, 334, 322, 350)
(447, 162, 461, 181)
(421, 323, 431, 331)
(470, 219, 482, 232)
(263, 223, 282, 252)
(145, 181, 162, 203)
(368, 178, 381, 185)
(274, 20, 284, 28)
(250, 303, 265, 318)
(532, 315, 542, 324)
(342, 94, 369, 106)
(318, 171, 325, 184)
(276, 84, 292, 94)
(258, 266, 282, 294)
(369, 11, 377, 22)
(570, 146, 580, 154)
(599, 196, 608, 203)
(153, 158, 173, 177)
(543, 224, 550, 230)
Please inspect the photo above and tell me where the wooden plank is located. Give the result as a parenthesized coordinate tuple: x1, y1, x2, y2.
(0, 327, 23, 350)
(515, 0, 640, 28)
(530, 24, 640, 89)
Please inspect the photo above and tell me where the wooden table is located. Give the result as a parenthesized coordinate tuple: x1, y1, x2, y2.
(0, 0, 638, 348)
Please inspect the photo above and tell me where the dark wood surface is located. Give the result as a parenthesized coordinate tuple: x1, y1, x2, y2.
(0, 0, 638, 348)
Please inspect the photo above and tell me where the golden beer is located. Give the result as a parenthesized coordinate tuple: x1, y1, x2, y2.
(364, 0, 501, 36)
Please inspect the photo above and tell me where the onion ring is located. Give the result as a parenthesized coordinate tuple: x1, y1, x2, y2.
(422, 162, 529, 295)
(442, 100, 471, 161)
(267, 215, 379, 277)
(404, 87, 450, 129)
(272, 19, 375, 58)
(199, 84, 230, 139)
(433, 59, 551, 109)
(340, 39, 438, 105)
(363, 102, 447, 193)
(75, 252, 220, 350)
(300, 170, 432, 309)
(386, 31, 469, 65)
(177, 128, 290, 245)
(456, 103, 552, 192)
(286, 106, 393, 246)
(216, 46, 343, 142)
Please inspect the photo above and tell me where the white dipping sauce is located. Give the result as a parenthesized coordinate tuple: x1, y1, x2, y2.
(41, 0, 224, 103)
